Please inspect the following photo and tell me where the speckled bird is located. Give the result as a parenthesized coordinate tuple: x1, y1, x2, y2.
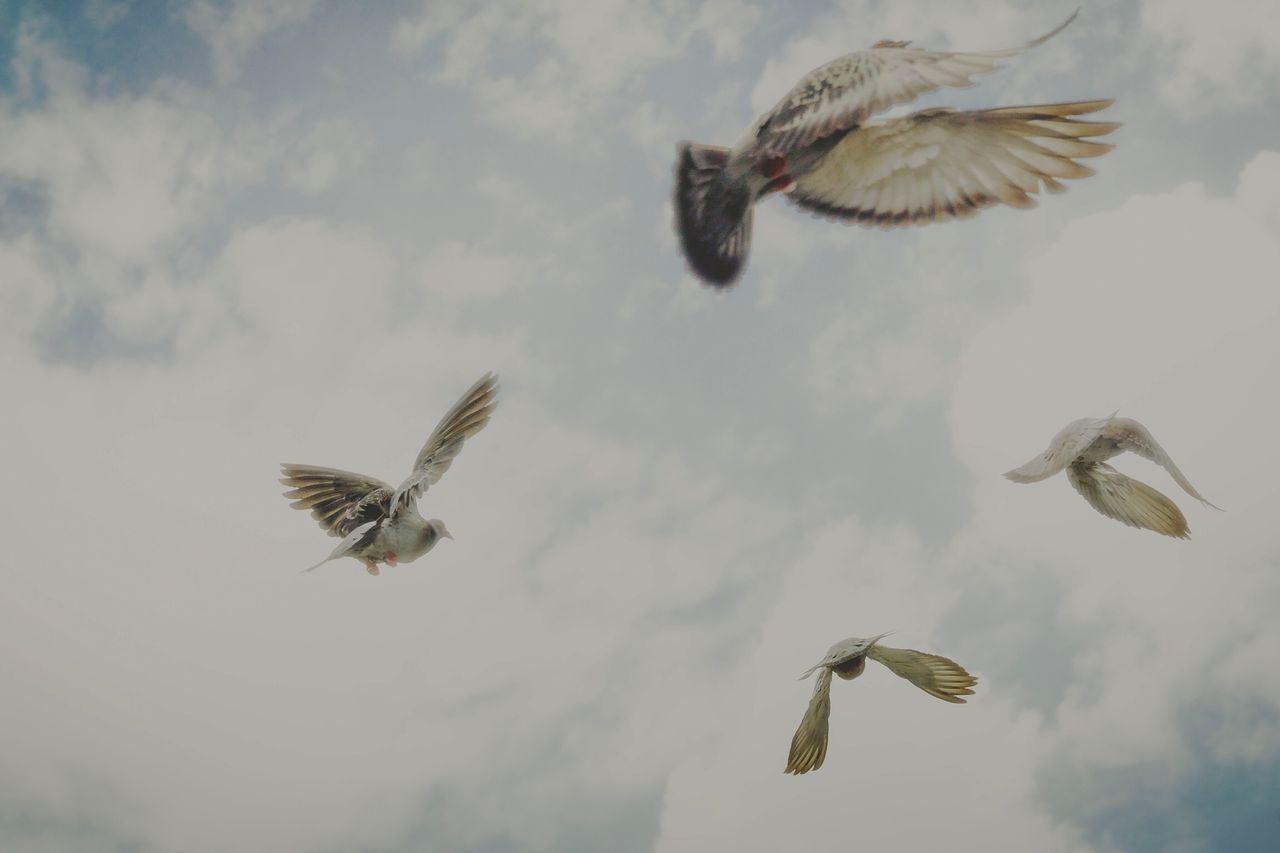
(674, 11, 1118, 287)
(786, 633, 976, 775)
(280, 372, 498, 576)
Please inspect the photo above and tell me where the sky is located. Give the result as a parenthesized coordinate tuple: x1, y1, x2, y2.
(2, 0, 1279, 851)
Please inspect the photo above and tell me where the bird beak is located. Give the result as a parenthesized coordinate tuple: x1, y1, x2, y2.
(443, 530, 454, 540)
(869, 631, 893, 648)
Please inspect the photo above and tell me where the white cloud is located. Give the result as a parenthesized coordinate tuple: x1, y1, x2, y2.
(394, 0, 760, 144)
(946, 148, 1280, 843)
(184, 0, 320, 83)
(1139, 0, 1280, 115)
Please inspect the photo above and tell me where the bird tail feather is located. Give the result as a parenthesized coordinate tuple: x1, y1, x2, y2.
(674, 142, 753, 287)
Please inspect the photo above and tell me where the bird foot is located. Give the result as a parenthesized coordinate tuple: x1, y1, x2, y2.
(385, 553, 398, 567)
(872, 39, 911, 48)
(364, 560, 380, 576)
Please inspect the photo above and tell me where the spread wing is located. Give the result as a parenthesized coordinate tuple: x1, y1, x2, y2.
(280, 465, 393, 538)
(753, 12, 1076, 158)
(785, 668, 833, 775)
(1067, 461, 1190, 539)
(865, 645, 977, 703)
(389, 372, 499, 517)
(788, 100, 1117, 227)
(1107, 417, 1221, 509)
(1005, 416, 1112, 484)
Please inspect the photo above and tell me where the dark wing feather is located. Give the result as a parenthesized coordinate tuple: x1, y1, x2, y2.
(389, 372, 499, 517)
(280, 464, 393, 537)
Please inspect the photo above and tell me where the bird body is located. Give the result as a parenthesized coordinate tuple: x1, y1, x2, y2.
(281, 372, 497, 575)
(674, 11, 1118, 287)
(786, 634, 976, 774)
(1005, 415, 1219, 539)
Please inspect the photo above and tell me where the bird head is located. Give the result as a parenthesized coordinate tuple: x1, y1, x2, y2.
(428, 519, 454, 543)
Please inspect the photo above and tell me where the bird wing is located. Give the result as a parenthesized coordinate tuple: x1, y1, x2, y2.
(389, 372, 499, 517)
(787, 100, 1117, 227)
(1066, 461, 1190, 539)
(1106, 418, 1221, 509)
(865, 644, 977, 703)
(785, 667, 833, 775)
(1005, 416, 1113, 483)
(753, 12, 1076, 159)
(280, 464, 393, 537)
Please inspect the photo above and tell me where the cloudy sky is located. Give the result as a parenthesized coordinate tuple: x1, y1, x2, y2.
(2, 0, 1279, 851)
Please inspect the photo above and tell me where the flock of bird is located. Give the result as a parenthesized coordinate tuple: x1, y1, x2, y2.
(280, 12, 1218, 775)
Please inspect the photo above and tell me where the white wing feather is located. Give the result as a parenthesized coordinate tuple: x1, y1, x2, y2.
(1006, 415, 1112, 483)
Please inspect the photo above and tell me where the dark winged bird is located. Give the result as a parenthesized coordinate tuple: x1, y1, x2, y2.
(674, 11, 1118, 287)
(280, 373, 498, 575)
(1005, 414, 1220, 539)
(786, 633, 976, 775)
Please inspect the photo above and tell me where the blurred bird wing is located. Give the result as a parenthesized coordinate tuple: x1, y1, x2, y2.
(280, 464, 393, 537)
(1005, 415, 1112, 483)
(789, 101, 1117, 228)
(1107, 417, 1220, 509)
(389, 372, 499, 517)
(753, 12, 1077, 158)
(785, 668, 833, 775)
(865, 644, 977, 703)
(1067, 461, 1190, 539)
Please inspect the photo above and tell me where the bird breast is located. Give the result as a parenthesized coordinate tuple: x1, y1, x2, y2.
(371, 515, 435, 563)
(832, 655, 866, 680)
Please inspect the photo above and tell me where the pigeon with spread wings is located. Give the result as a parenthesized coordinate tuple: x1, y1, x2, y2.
(1005, 414, 1220, 539)
(674, 11, 1118, 287)
(280, 372, 498, 575)
(786, 634, 977, 775)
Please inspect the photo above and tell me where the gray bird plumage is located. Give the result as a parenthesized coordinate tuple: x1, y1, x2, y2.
(280, 372, 498, 575)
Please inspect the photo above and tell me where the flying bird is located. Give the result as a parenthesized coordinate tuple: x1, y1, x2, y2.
(1005, 414, 1220, 539)
(674, 11, 1118, 287)
(786, 633, 976, 775)
(280, 372, 498, 575)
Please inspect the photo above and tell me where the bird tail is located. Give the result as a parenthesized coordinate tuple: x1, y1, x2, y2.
(674, 142, 753, 287)
(301, 556, 333, 573)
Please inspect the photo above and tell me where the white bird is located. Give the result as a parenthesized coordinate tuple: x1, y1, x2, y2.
(786, 633, 976, 775)
(674, 11, 1118, 287)
(1005, 414, 1221, 539)
(280, 372, 498, 575)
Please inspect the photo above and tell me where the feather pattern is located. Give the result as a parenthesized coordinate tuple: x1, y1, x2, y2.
(753, 11, 1077, 158)
(785, 668, 833, 775)
(788, 100, 1118, 226)
(279, 466, 393, 537)
(865, 645, 978, 703)
(1067, 462, 1190, 539)
(389, 372, 499, 517)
